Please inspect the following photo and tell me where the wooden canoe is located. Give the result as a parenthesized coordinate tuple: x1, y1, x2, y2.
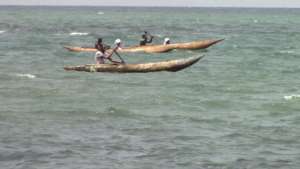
(169, 39, 224, 50)
(63, 44, 174, 53)
(64, 55, 204, 73)
(63, 39, 223, 53)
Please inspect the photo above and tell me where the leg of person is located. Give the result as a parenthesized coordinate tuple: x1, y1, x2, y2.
(95, 56, 105, 64)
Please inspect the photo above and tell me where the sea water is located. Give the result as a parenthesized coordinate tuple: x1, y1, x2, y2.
(0, 6, 300, 169)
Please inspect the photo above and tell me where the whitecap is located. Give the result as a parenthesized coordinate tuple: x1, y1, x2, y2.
(69, 32, 89, 36)
(0, 30, 6, 34)
(284, 95, 300, 100)
(97, 11, 104, 15)
(279, 50, 295, 54)
(16, 73, 36, 79)
(253, 19, 258, 23)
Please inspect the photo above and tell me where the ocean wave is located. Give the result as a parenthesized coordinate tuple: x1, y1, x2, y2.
(69, 32, 89, 36)
(233, 44, 239, 48)
(279, 50, 295, 54)
(284, 95, 300, 100)
(97, 11, 104, 15)
(16, 73, 36, 79)
(0, 30, 6, 34)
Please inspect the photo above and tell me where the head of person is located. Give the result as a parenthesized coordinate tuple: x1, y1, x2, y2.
(97, 38, 102, 44)
(164, 38, 170, 45)
(114, 39, 122, 47)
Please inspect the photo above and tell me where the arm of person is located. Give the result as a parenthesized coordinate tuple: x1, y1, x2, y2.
(105, 47, 125, 64)
(147, 36, 154, 43)
(113, 50, 125, 64)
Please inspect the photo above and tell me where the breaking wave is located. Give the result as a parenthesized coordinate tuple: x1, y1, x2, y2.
(279, 50, 295, 54)
(69, 32, 89, 36)
(16, 73, 36, 79)
(284, 94, 300, 100)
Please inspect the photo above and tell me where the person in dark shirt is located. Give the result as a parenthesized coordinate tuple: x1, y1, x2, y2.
(94, 38, 125, 64)
(139, 31, 154, 46)
(95, 38, 105, 53)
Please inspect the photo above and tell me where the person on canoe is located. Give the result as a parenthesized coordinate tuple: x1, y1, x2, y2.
(114, 39, 123, 50)
(163, 37, 171, 45)
(95, 38, 105, 53)
(112, 39, 126, 64)
(94, 38, 125, 64)
(95, 38, 110, 51)
(139, 31, 154, 46)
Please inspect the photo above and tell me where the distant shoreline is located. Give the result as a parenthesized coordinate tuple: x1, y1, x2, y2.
(0, 5, 299, 9)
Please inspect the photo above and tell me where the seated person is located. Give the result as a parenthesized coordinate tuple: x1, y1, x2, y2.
(95, 38, 110, 50)
(94, 38, 125, 64)
(163, 37, 171, 45)
(139, 31, 154, 46)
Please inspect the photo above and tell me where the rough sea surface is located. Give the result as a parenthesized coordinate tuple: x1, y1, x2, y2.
(0, 6, 300, 169)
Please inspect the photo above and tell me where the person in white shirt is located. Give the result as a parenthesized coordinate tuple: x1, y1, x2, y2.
(112, 39, 125, 64)
(94, 38, 125, 64)
(163, 37, 171, 45)
(94, 50, 106, 64)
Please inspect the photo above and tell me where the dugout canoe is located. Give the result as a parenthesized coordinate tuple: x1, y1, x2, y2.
(63, 39, 223, 53)
(169, 39, 224, 50)
(64, 55, 204, 73)
(63, 44, 174, 53)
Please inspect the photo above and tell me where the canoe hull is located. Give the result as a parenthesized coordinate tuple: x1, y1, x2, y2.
(64, 39, 223, 53)
(64, 55, 204, 73)
(170, 39, 224, 50)
(64, 46, 96, 52)
(64, 45, 173, 53)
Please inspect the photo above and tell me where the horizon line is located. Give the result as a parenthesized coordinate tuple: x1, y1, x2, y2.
(0, 4, 299, 9)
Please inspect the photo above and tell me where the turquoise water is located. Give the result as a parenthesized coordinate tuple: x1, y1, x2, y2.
(0, 6, 300, 169)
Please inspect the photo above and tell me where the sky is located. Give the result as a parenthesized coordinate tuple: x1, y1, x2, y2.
(0, 0, 300, 8)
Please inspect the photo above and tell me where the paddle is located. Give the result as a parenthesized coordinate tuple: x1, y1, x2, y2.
(113, 50, 125, 64)
(147, 33, 154, 42)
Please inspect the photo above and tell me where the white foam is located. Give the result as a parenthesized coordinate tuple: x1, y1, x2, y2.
(69, 32, 89, 36)
(284, 95, 300, 100)
(253, 19, 258, 23)
(16, 73, 36, 79)
(0, 30, 6, 34)
(97, 11, 104, 15)
(279, 50, 295, 54)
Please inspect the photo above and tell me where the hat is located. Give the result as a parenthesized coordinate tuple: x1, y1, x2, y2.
(114, 38, 122, 44)
(164, 38, 170, 42)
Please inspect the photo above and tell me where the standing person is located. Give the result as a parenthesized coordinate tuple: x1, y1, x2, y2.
(139, 31, 154, 46)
